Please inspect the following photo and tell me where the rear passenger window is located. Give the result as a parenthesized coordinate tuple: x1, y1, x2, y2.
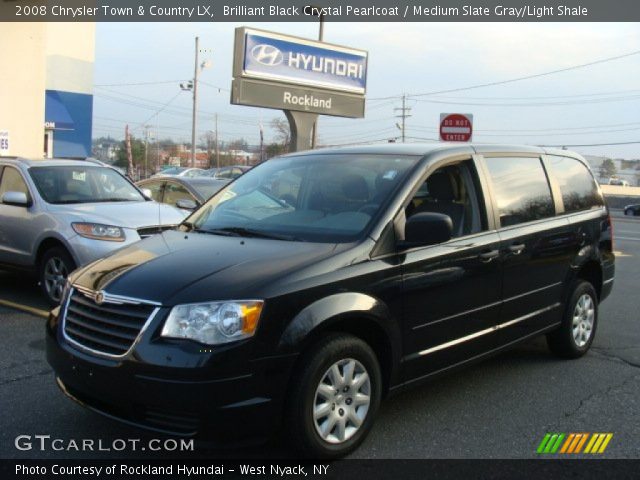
(485, 157, 554, 227)
(547, 156, 604, 213)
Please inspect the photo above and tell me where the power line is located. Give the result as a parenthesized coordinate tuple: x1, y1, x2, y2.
(539, 140, 640, 147)
(95, 80, 184, 87)
(407, 49, 640, 98)
(394, 94, 411, 143)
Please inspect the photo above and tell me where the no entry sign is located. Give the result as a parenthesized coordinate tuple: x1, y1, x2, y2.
(439, 113, 473, 142)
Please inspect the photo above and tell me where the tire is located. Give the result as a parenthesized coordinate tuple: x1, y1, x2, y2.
(625, 209, 632, 216)
(39, 247, 76, 307)
(547, 281, 598, 359)
(287, 333, 382, 459)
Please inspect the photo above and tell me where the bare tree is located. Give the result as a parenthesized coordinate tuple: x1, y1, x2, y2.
(271, 117, 290, 150)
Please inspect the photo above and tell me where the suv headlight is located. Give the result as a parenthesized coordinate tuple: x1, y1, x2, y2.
(72, 222, 125, 242)
(161, 301, 264, 345)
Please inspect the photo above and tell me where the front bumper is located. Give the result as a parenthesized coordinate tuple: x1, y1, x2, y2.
(46, 306, 297, 443)
(68, 231, 141, 267)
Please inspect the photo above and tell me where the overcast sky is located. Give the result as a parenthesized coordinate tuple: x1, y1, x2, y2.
(93, 22, 640, 158)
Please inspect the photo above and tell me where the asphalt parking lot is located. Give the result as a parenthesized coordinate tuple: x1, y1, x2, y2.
(0, 212, 638, 459)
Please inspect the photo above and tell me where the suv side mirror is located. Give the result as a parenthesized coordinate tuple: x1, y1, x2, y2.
(2, 191, 30, 207)
(176, 198, 198, 211)
(402, 212, 453, 248)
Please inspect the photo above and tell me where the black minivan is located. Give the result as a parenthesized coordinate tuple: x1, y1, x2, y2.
(47, 144, 614, 458)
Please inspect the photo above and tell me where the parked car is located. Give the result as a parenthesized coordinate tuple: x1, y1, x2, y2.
(608, 177, 630, 186)
(47, 144, 614, 457)
(204, 165, 251, 180)
(137, 177, 230, 211)
(0, 158, 186, 305)
(152, 167, 205, 178)
(623, 204, 640, 216)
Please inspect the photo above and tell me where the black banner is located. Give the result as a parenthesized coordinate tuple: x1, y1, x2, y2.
(3, 459, 640, 480)
(2, 0, 640, 22)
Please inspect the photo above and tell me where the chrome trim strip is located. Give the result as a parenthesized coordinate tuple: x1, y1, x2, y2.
(413, 282, 562, 330)
(73, 284, 161, 306)
(502, 282, 562, 304)
(62, 288, 161, 360)
(413, 303, 561, 357)
(603, 278, 614, 285)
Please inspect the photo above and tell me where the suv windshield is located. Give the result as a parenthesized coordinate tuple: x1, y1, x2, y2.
(187, 154, 420, 242)
(29, 166, 145, 204)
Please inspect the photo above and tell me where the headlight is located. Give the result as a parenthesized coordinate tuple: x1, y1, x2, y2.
(161, 301, 264, 345)
(72, 222, 125, 242)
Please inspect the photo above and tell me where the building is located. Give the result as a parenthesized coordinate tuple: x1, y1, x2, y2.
(0, 19, 95, 159)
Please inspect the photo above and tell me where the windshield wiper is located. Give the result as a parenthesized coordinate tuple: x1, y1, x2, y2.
(200, 227, 301, 241)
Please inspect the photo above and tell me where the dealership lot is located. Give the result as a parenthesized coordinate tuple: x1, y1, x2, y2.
(0, 212, 638, 459)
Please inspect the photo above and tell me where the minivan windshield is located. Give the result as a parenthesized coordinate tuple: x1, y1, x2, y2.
(29, 166, 145, 204)
(187, 154, 420, 242)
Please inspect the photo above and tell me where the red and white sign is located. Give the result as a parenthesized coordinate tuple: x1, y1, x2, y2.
(439, 113, 473, 142)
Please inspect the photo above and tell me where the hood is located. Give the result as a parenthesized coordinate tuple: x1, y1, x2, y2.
(49, 201, 186, 228)
(71, 230, 339, 305)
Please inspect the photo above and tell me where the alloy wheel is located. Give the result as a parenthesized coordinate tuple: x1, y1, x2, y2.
(313, 358, 371, 444)
(572, 293, 595, 347)
(44, 257, 68, 303)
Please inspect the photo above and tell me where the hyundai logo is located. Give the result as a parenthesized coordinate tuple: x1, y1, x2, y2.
(251, 44, 283, 66)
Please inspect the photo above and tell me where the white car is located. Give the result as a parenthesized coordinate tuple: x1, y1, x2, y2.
(152, 167, 205, 178)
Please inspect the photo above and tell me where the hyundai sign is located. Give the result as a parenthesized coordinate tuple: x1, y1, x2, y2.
(234, 28, 368, 94)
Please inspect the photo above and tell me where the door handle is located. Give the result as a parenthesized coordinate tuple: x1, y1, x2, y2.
(479, 249, 500, 262)
(508, 243, 526, 255)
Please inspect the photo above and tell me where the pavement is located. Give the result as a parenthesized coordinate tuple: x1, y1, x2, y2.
(0, 211, 638, 459)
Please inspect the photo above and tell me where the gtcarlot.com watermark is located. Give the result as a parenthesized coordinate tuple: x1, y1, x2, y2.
(14, 435, 194, 452)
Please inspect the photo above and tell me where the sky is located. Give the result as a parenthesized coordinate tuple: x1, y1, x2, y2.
(93, 22, 640, 159)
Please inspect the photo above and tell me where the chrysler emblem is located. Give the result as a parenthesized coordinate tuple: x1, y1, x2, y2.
(94, 291, 105, 305)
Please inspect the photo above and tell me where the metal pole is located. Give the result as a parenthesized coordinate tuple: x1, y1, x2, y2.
(144, 126, 149, 178)
(191, 36, 199, 168)
(310, 14, 324, 149)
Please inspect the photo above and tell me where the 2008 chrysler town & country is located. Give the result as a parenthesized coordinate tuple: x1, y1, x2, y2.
(47, 144, 614, 458)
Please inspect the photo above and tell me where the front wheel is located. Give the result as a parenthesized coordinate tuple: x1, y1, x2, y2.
(547, 281, 598, 359)
(287, 334, 382, 458)
(39, 247, 76, 306)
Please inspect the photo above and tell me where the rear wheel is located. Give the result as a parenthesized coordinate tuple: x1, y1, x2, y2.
(39, 247, 76, 306)
(547, 281, 598, 358)
(287, 334, 382, 458)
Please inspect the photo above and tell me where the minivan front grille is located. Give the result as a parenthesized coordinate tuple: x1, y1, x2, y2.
(63, 290, 156, 356)
(137, 225, 174, 239)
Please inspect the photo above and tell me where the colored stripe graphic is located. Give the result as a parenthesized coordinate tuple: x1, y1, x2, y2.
(538, 433, 613, 454)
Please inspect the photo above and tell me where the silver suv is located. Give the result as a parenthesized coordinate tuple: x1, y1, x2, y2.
(0, 158, 186, 305)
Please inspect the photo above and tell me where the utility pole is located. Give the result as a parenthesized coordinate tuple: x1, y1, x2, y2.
(395, 94, 412, 143)
(215, 113, 220, 169)
(191, 36, 200, 168)
(143, 125, 151, 179)
(125, 125, 134, 179)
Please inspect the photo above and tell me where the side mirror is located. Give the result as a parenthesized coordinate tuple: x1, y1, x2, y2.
(402, 212, 452, 248)
(176, 198, 198, 211)
(141, 188, 153, 200)
(2, 191, 30, 207)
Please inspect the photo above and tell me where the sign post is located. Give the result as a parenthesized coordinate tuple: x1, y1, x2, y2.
(439, 113, 473, 142)
(231, 27, 368, 152)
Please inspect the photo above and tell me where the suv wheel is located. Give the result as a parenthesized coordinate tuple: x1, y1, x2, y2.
(288, 334, 382, 458)
(39, 247, 76, 306)
(547, 281, 598, 358)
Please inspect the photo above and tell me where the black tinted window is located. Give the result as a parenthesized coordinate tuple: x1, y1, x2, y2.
(485, 157, 554, 227)
(547, 156, 604, 213)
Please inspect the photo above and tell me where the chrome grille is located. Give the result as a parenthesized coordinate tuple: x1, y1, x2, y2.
(63, 289, 156, 357)
(137, 225, 174, 239)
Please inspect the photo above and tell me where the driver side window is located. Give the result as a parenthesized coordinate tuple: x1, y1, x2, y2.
(407, 161, 487, 238)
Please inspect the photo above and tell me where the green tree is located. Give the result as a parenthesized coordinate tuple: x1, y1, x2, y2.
(114, 137, 145, 169)
(598, 158, 617, 179)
